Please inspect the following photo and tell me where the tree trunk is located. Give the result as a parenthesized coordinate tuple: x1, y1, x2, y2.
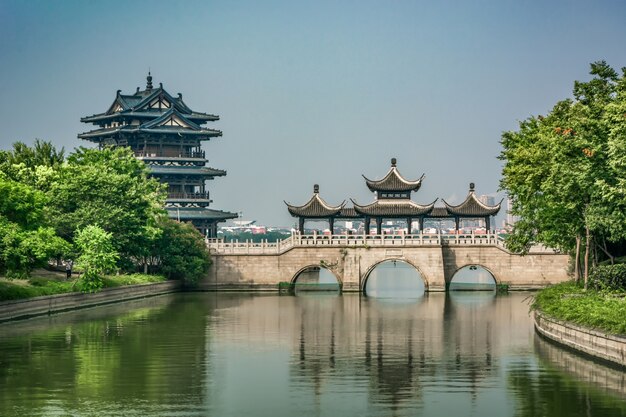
(574, 235, 581, 282)
(584, 225, 591, 290)
(598, 239, 614, 265)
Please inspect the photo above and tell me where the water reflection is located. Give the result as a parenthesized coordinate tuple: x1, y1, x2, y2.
(449, 265, 496, 291)
(364, 260, 425, 298)
(0, 292, 624, 417)
(294, 266, 341, 292)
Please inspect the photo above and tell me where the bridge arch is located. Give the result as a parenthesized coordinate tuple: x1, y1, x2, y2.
(448, 264, 498, 291)
(361, 258, 428, 296)
(291, 264, 342, 289)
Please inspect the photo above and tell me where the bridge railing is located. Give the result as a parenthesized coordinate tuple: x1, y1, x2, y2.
(207, 232, 507, 254)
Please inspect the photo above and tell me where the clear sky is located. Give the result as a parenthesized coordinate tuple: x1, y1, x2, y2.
(1, 0, 625, 226)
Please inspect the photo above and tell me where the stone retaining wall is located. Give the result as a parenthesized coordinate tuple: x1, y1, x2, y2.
(534, 311, 626, 368)
(0, 280, 181, 323)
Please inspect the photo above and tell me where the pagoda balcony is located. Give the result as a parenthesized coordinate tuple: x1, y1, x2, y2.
(167, 191, 211, 201)
(135, 150, 206, 160)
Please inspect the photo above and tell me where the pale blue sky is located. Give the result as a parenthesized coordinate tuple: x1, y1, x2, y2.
(1, 1, 625, 225)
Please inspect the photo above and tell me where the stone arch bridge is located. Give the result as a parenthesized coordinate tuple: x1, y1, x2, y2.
(204, 233, 570, 291)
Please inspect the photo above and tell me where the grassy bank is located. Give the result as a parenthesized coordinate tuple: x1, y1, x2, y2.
(533, 281, 626, 335)
(0, 271, 166, 302)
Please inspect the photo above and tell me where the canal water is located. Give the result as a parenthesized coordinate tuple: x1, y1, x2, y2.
(0, 292, 624, 417)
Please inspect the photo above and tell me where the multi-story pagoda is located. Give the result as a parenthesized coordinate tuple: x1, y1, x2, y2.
(286, 158, 502, 233)
(78, 73, 237, 237)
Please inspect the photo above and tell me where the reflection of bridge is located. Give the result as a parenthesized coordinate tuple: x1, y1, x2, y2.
(205, 232, 569, 291)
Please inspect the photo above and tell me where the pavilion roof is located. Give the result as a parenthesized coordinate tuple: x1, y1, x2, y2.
(427, 206, 451, 218)
(442, 183, 502, 217)
(363, 158, 423, 192)
(351, 198, 437, 217)
(285, 185, 345, 218)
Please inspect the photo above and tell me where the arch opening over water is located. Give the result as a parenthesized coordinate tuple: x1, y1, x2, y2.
(364, 259, 425, 298)
(449, 265, 496, 291)
(293, 266, 341, 292)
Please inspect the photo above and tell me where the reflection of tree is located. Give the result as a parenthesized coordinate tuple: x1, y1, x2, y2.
(0, 295, 209, 416)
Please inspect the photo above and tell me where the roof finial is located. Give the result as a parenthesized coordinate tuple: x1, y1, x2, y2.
(314, 184, 319, 194)
(146, 71, 153, 90)
(159, 82, 163, 89)
(391, 157, 397, 167)
(469, 182, 475, 192)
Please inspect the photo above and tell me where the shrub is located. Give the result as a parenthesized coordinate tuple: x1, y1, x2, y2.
(589, 264, 626, 291)
(152, 218, 211, 287)
(75, 225, 119, 292)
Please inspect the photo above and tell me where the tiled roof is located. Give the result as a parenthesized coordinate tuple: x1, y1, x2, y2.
(166, 207, 238, 221)
(285, 185, 345, 217)
(442, 184, 502, 216)
(148, 165, 226, 176)
(363, 158, 423, 192)
(352, 199, 436, 216)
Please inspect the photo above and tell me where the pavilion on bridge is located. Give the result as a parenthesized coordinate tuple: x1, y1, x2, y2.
(285, 158, 501, 234)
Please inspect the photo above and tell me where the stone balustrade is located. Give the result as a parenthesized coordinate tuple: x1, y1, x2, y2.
(206, 232, 523, 255)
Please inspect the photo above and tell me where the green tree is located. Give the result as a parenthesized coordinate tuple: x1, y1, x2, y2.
(152, 217, 211, 286)
(0, 176, 70, 277)
(0, 140, 64, 191)
(48, 147, 166, 268)
(75, 225, 119, 292)
(500, 61, 625, 287)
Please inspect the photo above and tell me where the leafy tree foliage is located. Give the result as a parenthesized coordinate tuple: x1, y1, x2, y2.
(152, 217, 211, 286)
(0, 176, 70, 277)
(500, 61, 626, 287)
(75, 225, 119, 292)
(0, 139, 64, 191)
(48, 147, 166, 267)
(0, 141, 211, 287)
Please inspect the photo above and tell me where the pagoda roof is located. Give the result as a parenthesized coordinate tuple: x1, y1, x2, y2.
(442, 183, 502, 217)
(363, 158, 424, 192)
(351, 198, 437, 217)
(148, 165, 226, 177)
(285, 185, 345, 218)
(81, 76, 219, 124)
(166, 207, 238, 221)
(81, 110, 219, 124)
(77, 111, 222, 140)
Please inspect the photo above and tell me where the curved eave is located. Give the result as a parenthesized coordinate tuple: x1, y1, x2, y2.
(285, 195, 345, 218)
(149, 166, 226, 176)
(351, 198, 436, 216)
(78, 126, 222, 140)
(81, 111, 219, 124)
(166, 207, 238, 221)
(442, 194, 502, 216)
(137, 128, 222, 136)
(363, 168, 424, 192)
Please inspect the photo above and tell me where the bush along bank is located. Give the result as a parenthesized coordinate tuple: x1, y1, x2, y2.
(533, 280, 626, 336)
(0, 273, 166, 302)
